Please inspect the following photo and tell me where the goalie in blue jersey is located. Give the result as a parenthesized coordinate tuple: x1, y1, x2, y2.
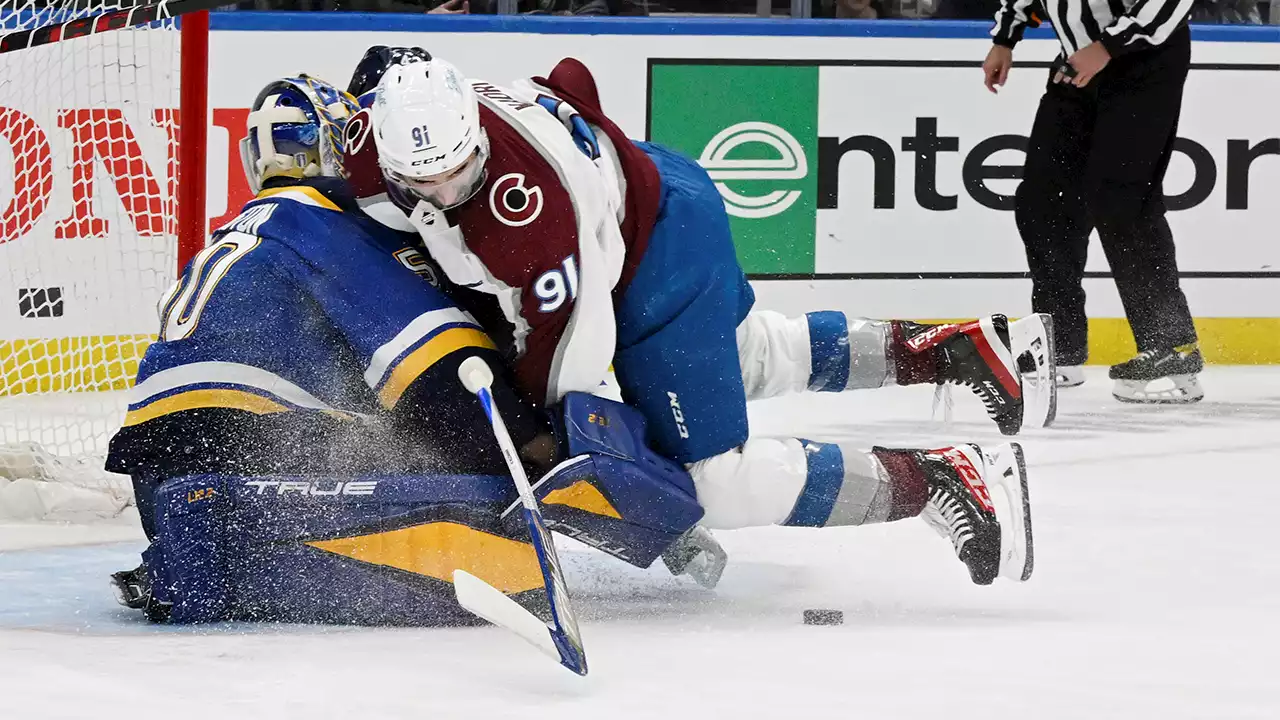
(105, 74, 709, 626)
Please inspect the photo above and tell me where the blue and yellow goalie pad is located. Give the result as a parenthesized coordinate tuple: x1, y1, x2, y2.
(145, 472, 540, 625)
(143, 396, 706, 625)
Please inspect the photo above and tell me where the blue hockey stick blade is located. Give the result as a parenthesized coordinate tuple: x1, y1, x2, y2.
(523, 507, 588, 675)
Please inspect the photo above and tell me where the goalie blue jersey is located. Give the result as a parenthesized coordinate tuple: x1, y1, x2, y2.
(122, 179, 493, 429)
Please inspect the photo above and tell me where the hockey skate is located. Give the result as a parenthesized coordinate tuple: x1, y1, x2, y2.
(905, 443, 1033, 585)
(110, 565, 150, 610)
(901, 314, 1056, 435)
(1110, 344, 1204, 404)
(110, 564, 170, 622)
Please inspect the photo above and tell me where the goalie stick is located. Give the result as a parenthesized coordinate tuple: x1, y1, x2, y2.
(0, 0, 224, 54)
(455, 357, 589, 676)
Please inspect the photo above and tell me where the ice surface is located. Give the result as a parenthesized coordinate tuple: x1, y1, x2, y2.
(2, 367, 1278, 719)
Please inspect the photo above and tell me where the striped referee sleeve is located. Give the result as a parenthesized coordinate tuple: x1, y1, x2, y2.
(991, 0, 1040, 48)
(1100, 0, 1195, 57)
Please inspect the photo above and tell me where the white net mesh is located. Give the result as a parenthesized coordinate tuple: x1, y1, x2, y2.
(0, 1, 181, 520)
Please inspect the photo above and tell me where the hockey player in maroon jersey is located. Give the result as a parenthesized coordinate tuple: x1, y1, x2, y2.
(341, 47, 1048, 585)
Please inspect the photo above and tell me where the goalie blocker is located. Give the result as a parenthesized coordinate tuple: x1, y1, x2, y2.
(135, 393, 704, 624)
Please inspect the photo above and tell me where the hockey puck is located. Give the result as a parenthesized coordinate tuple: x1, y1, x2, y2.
(802, 609, 843, 626)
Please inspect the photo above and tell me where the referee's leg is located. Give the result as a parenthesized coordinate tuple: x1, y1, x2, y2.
(1085, 25, 1197, 355)
(1015, 75, 1096, 367)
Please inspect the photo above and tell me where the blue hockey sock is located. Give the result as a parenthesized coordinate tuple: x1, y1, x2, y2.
(806, 312, 891, 392)
(783, 440, 925, 527)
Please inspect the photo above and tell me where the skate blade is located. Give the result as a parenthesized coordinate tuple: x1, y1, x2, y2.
(1011, 313, 1058, 428)
(1056, 366, 1085, 388)
(986, 443, 1034, 582)
(1112, 375, 1204, 405)
(931, 384, 956, 427)
(109, 578, 133, 609)
(109, 574, 149, 610)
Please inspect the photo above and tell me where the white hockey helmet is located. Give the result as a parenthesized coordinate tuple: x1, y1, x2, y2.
(370, 58, 490, 211)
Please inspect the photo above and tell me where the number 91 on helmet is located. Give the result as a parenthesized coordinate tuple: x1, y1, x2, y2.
(369, 58, 490, 211)
(240, 75, 361, 194)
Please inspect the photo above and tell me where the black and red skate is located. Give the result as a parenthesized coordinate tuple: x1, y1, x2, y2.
(894, 315, 1051, 435)
(877, 443, 1034, 585)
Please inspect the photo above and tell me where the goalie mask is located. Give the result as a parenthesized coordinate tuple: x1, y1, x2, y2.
(240, 75, 361, 194)
(370, 58, 490, 212)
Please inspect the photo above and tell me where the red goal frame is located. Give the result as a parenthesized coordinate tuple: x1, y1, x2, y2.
(177, 10, 209, 273)
(0, 0, 216, 272)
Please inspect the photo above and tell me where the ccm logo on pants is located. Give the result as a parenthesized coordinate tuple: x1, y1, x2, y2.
(668, 392, 690, 439)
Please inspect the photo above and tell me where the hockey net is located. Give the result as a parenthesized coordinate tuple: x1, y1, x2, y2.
(0, 2, 206, 522)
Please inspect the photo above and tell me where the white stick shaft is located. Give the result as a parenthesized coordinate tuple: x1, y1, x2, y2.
(482, 387, 539, 511)
(458, 356, 538, 510)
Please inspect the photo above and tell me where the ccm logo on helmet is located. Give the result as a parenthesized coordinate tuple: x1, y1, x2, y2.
(489, 173, 543, 227)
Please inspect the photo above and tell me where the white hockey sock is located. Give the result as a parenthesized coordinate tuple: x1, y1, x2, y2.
(737, 310, 892, 401)
(687, 438, 900, 530)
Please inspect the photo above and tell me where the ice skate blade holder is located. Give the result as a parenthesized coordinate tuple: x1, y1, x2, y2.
(1112, 374, 1204, 404)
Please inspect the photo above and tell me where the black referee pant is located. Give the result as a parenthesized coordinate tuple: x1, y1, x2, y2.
(1015, 24, 1197, 366)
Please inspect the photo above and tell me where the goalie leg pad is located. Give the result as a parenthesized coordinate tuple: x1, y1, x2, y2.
(146, 472, 544, 625)
(529, 393, 704, 568)
(144, 476, 230, 623)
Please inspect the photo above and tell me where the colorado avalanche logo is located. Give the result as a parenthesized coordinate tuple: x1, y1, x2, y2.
(344, 110, 371, 153)
(489, 173, 544, 227)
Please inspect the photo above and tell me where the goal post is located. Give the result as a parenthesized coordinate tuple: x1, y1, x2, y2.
(0, 2, 210, 521)
(178, 8, 208, 274)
